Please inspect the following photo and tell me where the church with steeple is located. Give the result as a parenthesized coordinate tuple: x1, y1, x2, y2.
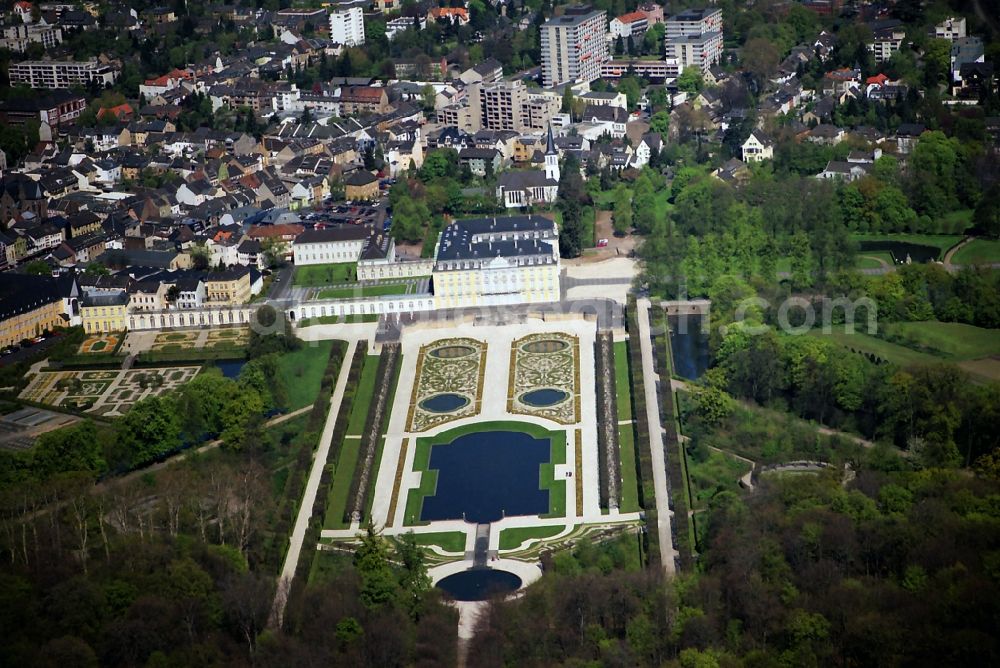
(496, 124, 560, 209)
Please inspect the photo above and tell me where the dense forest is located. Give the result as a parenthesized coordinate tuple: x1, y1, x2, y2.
(469, 463, 1000, 667)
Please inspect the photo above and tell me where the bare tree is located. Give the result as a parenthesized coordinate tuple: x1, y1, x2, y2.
(223, 572, 275, 659)
(230, 460, 267, 556)
(63, 473, 95, 574)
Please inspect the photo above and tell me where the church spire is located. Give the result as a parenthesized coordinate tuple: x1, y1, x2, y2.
(545, 122, 556, 155)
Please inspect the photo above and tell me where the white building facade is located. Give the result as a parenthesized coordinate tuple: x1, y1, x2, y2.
(540, 7, 608, 87)
(329, 3, 365, 47)
(432, 215, 561, 309)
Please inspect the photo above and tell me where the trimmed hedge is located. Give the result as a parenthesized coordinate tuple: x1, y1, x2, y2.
(286, 342, 365, 609)
(593, 334, 618, 511)
(651, 309, 694, 572)
(134, 348, 247, 366)
(625, 297, 660, 572)
(343, 343, 399, 524)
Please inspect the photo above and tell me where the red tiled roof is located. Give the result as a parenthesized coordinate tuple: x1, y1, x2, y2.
(616, 11, 646, 23)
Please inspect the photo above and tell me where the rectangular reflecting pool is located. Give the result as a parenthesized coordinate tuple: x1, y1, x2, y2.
(420, 430, 551, 524)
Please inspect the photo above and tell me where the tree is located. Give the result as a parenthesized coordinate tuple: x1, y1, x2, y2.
(419, 84, 436, 113)
(742, 38, 780, 89)
(189, 244, 211, 271)
(390, 196, 430, 244)
(649, 110, 670, 135)
(260, 237, 288, 269)
(974, 185, 1000, 239)
(612, 184, 632, 236)
(618, 76, 641, 110)
(354, 522, 397, 609)
(23, 260, 51, 276)
(557, 155, 587, 257)
(676, 66, 704, 94)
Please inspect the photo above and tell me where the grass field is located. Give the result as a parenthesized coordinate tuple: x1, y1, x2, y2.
(294, 262, 357, 286)
(856, 252, 893, 269)
(346, 356, 380, 435)
(852, 233, 965, 252)
(407, 531, 467, 553)
(275, 340, 335, 410)
(324, 437, 361, 529)
(812, 322, 1000, 382)
(952, 239, 1000, 266)
(940, 208, 973, 233)
(614, 341, 640, 513)
(881, 321, 1000, 360)
(811, 329, 949, 368)
(299, 314, 379, 326)
(613, 341, 632, 421)
(317, 283, 409, 300)
(499, 524, 564, 550)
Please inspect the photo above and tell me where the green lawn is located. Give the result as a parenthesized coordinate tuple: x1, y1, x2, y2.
(613, 341, 632, 421)
(540, 430, 568, 518)
(881, 321, 1000, 360)
(810, 329, 945, 368)
(499, 524, 564, 550)
(324, 437, 361, 529)
(614, 341, 640, 513)
(317, 283, 410, 300)
(404, 421, 568, 524)
(617, 423, 640, 513)
(299, 314, 379, 326)
(952, 239, 1000, 266)
(856, 251, 893, 269)
(294, 262, 357, 286)
(852, 234, 965, 252)
(346, 355, 380, 435)
(940, 208, 973, 234)
(406, 531, 467, 553)
(275, 340, 336, 410)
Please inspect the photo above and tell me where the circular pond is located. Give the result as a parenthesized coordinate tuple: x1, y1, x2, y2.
(522, 339, 569, 353)
(437, 569, 522, 601)
(520, 388, 569, 407)
(420, 393, 470, 413)
(430, 345, 477, 359)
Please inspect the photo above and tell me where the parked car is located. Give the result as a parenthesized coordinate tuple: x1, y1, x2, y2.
(597, 238, 609, 247)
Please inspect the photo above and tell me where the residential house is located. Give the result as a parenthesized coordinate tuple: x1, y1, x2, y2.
(203, 265, 251, 305)
(741, 129, 774, 162)
(344, 170, 379, 201)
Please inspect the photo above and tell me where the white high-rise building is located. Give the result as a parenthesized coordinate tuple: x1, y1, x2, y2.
(540, 6, 609, 88)
(663, 7, 723, 75)
(329, 0, 366, 47)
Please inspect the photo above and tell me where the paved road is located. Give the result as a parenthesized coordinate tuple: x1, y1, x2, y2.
(635, 298, 677, 576)
(0, 335, 60, 368)
(271, 338, 358, 627)
(267, 265, 295, 301)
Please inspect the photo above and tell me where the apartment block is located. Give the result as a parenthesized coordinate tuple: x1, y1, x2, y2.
(0, 23, 63, 53)
(540, 6, 608, 88)
(329, 0, 365, 47)
(933, 16, 966, 41)
(663, 7, 723, 75)
(457, 81, 561, 134)
(8, 59, 118, 89)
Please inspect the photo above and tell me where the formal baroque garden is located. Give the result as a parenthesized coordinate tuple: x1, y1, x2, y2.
(20, 366, 200, 416)
(508, 332, 581, 425)
(406, 337, 487, 432)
